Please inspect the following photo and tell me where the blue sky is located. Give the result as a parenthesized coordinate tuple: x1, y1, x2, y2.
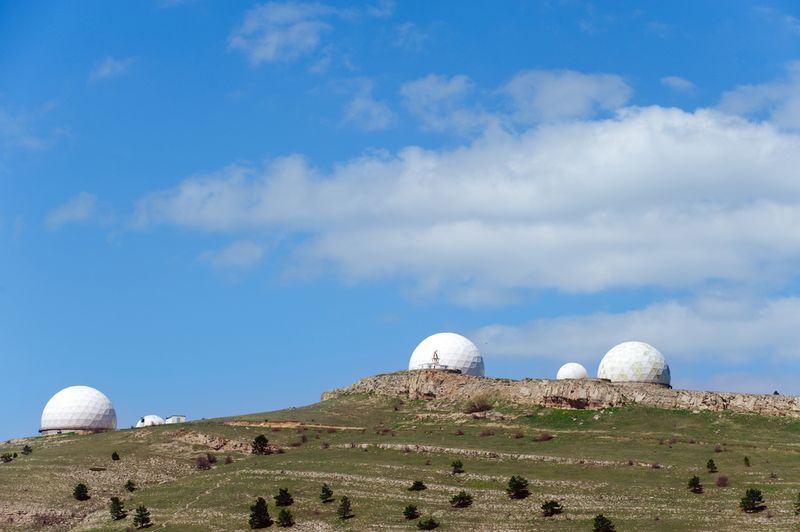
(2, 0, 800, 439)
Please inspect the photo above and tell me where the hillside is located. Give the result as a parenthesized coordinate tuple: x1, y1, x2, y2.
(2, 372, 800, 531)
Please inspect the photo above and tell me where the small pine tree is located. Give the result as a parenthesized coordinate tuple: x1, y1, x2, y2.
(274, 487, 294, 507)
(248, 497, 272, 529)
(744, 456, 750, 467)
(706, 459, 717, 473)
(793, 491, 800, 515)
(592, 514, 616, 532)
(320, 483, 334, 503)
(739, 488, 765, 513)
(252, 434, 270, 455)
(450, 490, 473, 508)
(73, 483, 90, 501)
(451, 459, 464, 474)
(506, 475, 530, 499)
(277, 508, 294, 527)
(111, 451, 120, 461)
(688, 476, 703, 494)
(408, 480, 426, 491)
(109, 496, 126, 520)
(417, 516, 439, 530)
(541, 499, 563, 517)
(403, 504, 420, 520)
(132, 505, 151, 529)
(125, 479, 137, 492)
(21, 444, 32, 456)
(337, 496, 353, 519)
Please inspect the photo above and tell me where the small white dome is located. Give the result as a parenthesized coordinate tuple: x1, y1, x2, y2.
(40, 386, 117, 433)
(135, 415, 165, 428)
(556, 362, 588, 380)
(597, 341, 670, 385)
(408, 332, 485, 377)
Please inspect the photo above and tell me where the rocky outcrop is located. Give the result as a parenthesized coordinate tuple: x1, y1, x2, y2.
(322, 370, 800, 419)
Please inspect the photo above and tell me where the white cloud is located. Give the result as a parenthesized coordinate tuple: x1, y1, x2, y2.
(661, 75, 696, 92)
(399, 74, 492, 133)
(502, 69, 631, 122)
(45, 192, 98, 230)
(229, 2, 338, 65)
(366, 0, 394, 18)
(394, 22, 427, 51)
(90, 57, 134, 81)
(134, 106, 800, 300)
(200, 240, 265, 269)
(719, 61, 800, 129)
(0, 104, 60, 152)
(342, 80, 395, 131)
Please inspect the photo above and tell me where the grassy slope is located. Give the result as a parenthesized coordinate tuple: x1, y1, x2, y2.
(1, 393, 800, 531)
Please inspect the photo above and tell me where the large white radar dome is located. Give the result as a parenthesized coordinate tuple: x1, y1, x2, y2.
(556, 362, 588, 380)
(40, 386, 117, 434)
(135, 415, 165, 428)
(408, 332, 484, 377)
(597, 341, 670, 386)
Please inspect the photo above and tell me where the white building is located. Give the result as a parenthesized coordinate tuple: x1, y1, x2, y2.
(556, 362, 588, 380)
(135, 414, 165, 428)
(165, 415, 186, 424)
(40, 386, 117, 435)
(408, 332, 485, 377)
(597, 341, 671, 386)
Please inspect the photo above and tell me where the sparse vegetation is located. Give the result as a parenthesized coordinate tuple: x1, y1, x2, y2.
(320, 483, 334, 503)
(274, 488, 294, 507)
(593, 514, 616, 531)
(277, 508, 294, 527)
(73, 483, 89, 501)
(0, 453, 12, 463)
(464, 394, 492, 413)
(408, 480, 426, 491)
(249, 497, 272, 529)
(337, 496, 353, 519)
(688, 476, 703, 493)
(109, 496, 126, 520)
(20, 445, 32, 456)
(450, 490, 473, 508)
(541, 499, 563, 517)
(194, 455, 211, 470)
(740, 488, 765, 513)
(744, 456, 750, 467)
(133, 504, 151, 528)
(206, 452, 217, 464)
(706, 459, 717, 473)
(252, 434, 270, 455)
(794, 491, 800, 515)
(451, 459, 464, 474)
(417, 516, 439, 530)
(506, 475, 530, 499)
(125, 479, 136, 492)
(111, 450, 120, 461)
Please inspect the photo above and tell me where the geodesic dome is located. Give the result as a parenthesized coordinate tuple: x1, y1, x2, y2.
(408, 332, 485, 377)
(556, 362, 588, 380)
(40, 385, 117, 434)
(135, 415, 165, 428)
(597, 341, 670, 386)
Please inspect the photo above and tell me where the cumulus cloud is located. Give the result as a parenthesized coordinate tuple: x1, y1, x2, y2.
(45, 192, 98, 230)
(661, 75, 696, 92)
(502, 69, 631, 123)
(134, 106, 800, 300)
(399, 74, 492, 133)
(229, 2, 339, 65)
(90, 57, 134, 81)
(342, 80, 395, 131)
(0, 103, 62, 152)
(200, 240, 265, 269)
(719, 61, 800, 129)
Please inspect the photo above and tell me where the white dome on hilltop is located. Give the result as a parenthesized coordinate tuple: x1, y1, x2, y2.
(40, 386, 117, 434)
(409, 332, 485, 377)
(135, 415, 165, 428)
(597, 341, 670, 386)
(556, 362, 588, 380)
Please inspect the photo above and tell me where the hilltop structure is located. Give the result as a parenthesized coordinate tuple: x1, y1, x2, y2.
(408, 332, 485, 377)
(597, 341, 671, 387)
(556, 362, 589, 380)
(39, 385, 117, 435)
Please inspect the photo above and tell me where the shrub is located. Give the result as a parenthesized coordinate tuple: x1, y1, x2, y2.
(277, 508, 294, 527)
(403, 504, 420, 520)
(195, 456, 211, 470)
(206, 453, 217, 464)
(479, 430, 495, 437)
(651, 462, 662, 469)
(125, 479, 137, 492)
(794, 491, 800, 515)
(274, 488, 294, 507)
(541, 499, 563, 517)
(0, 453, 13, 463)
(249, 497, 272, 529)
(716, 475, 729, 487)
(706, 459, 717, 473)
(739, 488, 765, 513)
(224, 455, 234, 465)
(464, 394, 492, 413)
(534, 432, 554, 442)
(300, 434, 308, 443)
(714, 444, 723, 453)
(512, 431, 524, 439)
(451, 460, 464, 474)
(252, 434, 270, 455)
(592, 514, 616, 532)
(450, 490, 473, 508)
(408, 480, 426, 491)
(744, 456, 750, 467)
(454, 429, 464, 436)
(417, 516, 439, 530)
(320, 483, 334, 503)
(133, 505, 151, 529)
(21, 444, 32, 456)
(111, 451, 120, 461)
(73, 483, 90, 501)
(506, 475, 530, 499)
(109, 496, 126, 520)
(688, 476, 703, 493)
(337, 496, 353, 519)
(321, 442, 330, 449)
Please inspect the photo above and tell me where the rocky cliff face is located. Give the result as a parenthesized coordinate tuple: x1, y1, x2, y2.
(322, 370, 800, 418)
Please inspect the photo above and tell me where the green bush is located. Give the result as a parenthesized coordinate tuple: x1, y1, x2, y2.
(125, 479, 136, 492)
(450, 490, 473, 508)
(403, 504, 420, 520)
(133, 505, 151, 529)
(252, 434, 270, 455)
(451, 459, 464, 474)
(592, 514, 615, 532)
(706, 459, 717, 473)
(109, 497, 126, 520)
(688, 475, 703, 494)
(73, 483, 89, 501)
(739, 488, 765, 513)
(274, 487, 294, 507)
(417, 516, 439, 530)
(541, 499, 563, 517)
(506, 475, 530, 499)
(320, 483, 334, 503)
(111, 451, 120, 461)
(408, 480, 426, 491)
(21, 445, 32, 456)
(277, 508, 294, 527)
(248, 497, 272, 529)
(337, 496, 353, 519)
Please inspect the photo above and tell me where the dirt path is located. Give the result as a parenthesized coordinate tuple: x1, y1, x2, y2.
(226, 421, 365, 431)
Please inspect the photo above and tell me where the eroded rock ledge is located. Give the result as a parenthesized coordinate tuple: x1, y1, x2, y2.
(322, 370, 800, 419)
